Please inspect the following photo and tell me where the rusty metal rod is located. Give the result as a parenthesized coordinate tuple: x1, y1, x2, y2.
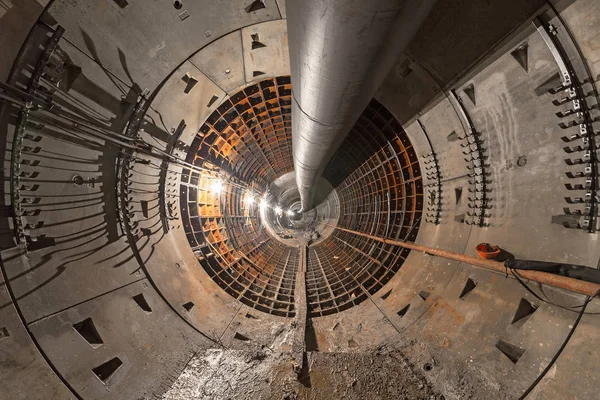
(332, 225, 600, 297)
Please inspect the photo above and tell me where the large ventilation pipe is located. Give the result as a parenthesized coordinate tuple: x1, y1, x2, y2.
(288, 0, 437, 211)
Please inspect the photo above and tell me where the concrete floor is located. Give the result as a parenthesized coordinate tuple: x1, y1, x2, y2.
(1, 0, 599, 399)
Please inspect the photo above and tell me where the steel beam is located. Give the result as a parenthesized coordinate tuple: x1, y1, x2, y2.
(292, 242, 308, 374)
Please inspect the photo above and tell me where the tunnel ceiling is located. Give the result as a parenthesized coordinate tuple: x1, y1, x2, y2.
(180, 77, 422, 317)
(2, 1, 600, 400)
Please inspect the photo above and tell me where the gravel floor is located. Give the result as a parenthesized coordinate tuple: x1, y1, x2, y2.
(162, 347, 444, 400)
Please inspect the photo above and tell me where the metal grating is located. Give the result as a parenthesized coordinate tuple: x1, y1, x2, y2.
(186, 76, 294, 186)
(310, 99, 423, 317)
(180, 77, 298, 317)
(180, 81, 422, 317)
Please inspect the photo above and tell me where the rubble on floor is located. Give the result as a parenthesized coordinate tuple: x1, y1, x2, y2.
(162, 347, 443, 400)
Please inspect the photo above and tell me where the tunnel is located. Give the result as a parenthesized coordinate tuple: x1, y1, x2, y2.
(1, 0, 600, 399)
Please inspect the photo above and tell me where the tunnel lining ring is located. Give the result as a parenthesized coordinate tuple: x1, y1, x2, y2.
(180, 78, 422, 317)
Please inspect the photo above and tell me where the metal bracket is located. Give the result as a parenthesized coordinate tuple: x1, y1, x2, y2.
(418, 119, 442, 225)
(9, 26, 64, 248)
(450, 89, 490, 227)
(535, 16, 597, 232)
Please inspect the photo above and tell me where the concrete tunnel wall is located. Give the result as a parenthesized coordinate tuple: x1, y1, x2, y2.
(0, 0, 599, 399)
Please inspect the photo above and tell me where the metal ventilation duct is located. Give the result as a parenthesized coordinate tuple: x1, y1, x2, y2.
(288, 0, 437, 210)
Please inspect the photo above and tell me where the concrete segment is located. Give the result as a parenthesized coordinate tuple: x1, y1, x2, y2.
(0, 1, 599, 399)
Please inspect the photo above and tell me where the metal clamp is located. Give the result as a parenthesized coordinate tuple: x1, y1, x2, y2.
(450, 89, 490, 227)
(418, 119, 442, 225)
(536, 16, 598, 232)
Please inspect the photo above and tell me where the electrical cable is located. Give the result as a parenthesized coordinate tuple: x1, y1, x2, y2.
(509, 268, 600, 315)
(517, 287, 600, 399)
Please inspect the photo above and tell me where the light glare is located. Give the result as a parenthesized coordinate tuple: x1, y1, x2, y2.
(210, 179, 223, 194)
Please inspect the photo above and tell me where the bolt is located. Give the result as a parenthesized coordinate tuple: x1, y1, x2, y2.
(72, 175, 84, 186)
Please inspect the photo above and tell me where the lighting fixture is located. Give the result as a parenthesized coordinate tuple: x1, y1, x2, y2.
(210, 179, 223, 194)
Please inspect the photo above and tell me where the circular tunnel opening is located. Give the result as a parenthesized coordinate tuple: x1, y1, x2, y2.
(180, 77, 422, 317)
(4, 2, 599, 399)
